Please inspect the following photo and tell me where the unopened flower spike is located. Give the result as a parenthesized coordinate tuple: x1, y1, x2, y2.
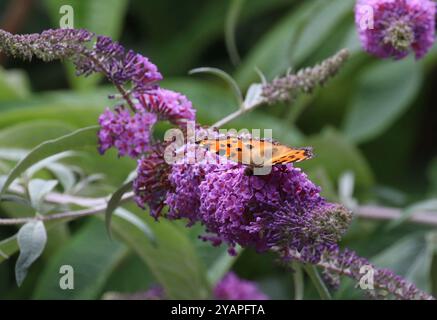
(262, 49, 350, 104)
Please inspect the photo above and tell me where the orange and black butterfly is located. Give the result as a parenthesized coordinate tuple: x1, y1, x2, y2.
(197, 136, 313, 171)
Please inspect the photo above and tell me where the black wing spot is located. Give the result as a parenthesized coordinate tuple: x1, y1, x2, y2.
(246, 144, 254, 150)
(237, 147, 242, 152)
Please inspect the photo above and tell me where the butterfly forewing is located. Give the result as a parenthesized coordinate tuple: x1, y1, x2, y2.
(199, 137, 313, 166)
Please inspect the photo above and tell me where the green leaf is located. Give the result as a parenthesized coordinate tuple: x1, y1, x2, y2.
(26, 151, 76, 178)
(235, 0, 354, 88)
(0, 194, 30, 207)
(185, 224, 241, 286)
(0, 219, 74, 265)
(33, 219, 127, 299)
(372, 234, 434, 293)
(0, 126, 98, 196)
(289, 0, 354, 65)
(111, 205, 210, 299)
(235, 0, 321, 87)
(46, 162, 77, 192)
(105, 180, 133, 237)
(0, 121, 75, 148)
(113, 208, 155, 245)
(28, 179, 58, 213)
(206, 246, 242, 285)
(343, 57, 423, 143)
(102, 253, 155, 294)
(15, 220, 47, 287)
(301, 128, 374, 189)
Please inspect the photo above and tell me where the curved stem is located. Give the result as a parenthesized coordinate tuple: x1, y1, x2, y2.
(303, 264, 332, 300)
(0, 192, 133, 225)
(213, 109, 245, 128)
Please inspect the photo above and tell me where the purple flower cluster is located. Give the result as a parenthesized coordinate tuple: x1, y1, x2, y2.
(355, 0, 436, 59)
(160, 140, 352, 260)
(137, 88, 196, 126)
(287, 246, 435, 300)
(85, 37, 196, 158)
(98, 106, 156, 158)
(213, 272, 269, 300)
(76, 36, 162, 91)
(0, 28, 196, 160)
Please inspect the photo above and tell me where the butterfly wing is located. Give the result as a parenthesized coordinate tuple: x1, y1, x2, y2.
(266, 146, 313, 166)
(199, 137, 313, 166)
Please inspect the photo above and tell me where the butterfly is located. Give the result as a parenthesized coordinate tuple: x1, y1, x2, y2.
(197, 136, 313, 172)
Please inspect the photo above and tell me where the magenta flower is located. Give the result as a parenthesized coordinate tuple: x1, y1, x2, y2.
(162, 140, 351, 259)
(355, 0, 436, 59)
(214, 272, 269, 300)
(76, 36, 162, 90)
(98, 106, 156, 158)
(137, 88, 196, 126)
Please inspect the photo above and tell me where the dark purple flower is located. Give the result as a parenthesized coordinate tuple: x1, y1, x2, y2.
(164, 139, 351, 260)
(214, 272, 269, 300)
(137, 88, 196, 126)
(98, 106, 156, 158)
(165, 140, 223, 224)
(124, 51, 162, 91)
(133, 148, 171, 218)
(76, 36, 162, 89)
(355, 0, 436, 59)
(198, 164, 350, 260)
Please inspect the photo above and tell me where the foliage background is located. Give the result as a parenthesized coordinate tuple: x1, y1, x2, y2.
(0, 0, 436, 299)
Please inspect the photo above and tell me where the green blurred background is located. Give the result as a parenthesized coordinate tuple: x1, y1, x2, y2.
(0, 0, 436, 299)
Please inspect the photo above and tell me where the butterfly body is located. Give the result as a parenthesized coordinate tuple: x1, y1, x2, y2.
(198, 136, 313, 168)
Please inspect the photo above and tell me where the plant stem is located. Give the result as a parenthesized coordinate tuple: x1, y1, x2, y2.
(356, 205, 437, 227)
(303, 264, 332, 300)
(0, 192, 133, 225)
(213, 109, 246, 128)
(87, 53, 136, 112)
(291, 261, 304, 300)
